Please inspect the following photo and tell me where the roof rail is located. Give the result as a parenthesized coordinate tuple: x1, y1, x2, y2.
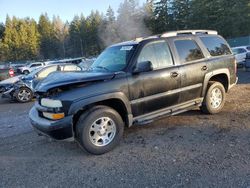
(161, 30, 218, 37)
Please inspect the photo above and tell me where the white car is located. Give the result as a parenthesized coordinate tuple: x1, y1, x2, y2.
(17, 62, 45, 75)
(232, 46, 250, 67)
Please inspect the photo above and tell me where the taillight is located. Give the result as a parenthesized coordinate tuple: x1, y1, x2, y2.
(9, 68, 14, 77)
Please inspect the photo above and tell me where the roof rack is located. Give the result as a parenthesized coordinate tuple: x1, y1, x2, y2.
(161, 30, 218, 37)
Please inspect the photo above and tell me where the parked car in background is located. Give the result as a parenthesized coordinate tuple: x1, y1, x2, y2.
(47, 57, 84, 65)
(10, 63, 26, 74)
(0, 63, 83, 102)
(17, 62, 45, 75)
(232, 46, 250, 67)
(0, 63, 12, 81)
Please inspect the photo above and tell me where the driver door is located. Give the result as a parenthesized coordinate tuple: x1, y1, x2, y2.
(129, 40, 181, 116)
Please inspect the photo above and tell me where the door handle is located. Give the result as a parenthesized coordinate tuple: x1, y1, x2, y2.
(171, 72, 179, 78)
(201, 66, 208, 71)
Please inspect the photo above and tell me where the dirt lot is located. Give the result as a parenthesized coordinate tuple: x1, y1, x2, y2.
(0, 70, 250, 188)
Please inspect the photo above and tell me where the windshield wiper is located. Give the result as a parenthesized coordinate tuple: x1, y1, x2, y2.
(95, 66, 110, 72)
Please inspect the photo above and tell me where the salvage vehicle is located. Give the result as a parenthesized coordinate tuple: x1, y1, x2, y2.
(29, 30, 238, 155)
(0, 63, 82, 102)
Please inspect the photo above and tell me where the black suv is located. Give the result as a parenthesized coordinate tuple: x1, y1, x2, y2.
(29, 30, 237, 155)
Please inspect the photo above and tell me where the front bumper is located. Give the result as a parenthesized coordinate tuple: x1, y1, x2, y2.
(29, 106, 73, 140)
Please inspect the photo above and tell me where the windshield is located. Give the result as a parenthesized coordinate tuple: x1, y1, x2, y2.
(91, 45, 136, 72)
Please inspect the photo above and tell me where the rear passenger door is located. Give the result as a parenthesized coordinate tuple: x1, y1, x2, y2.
(171, 38, 207, 103)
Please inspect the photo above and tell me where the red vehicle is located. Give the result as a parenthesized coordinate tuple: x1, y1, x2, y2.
(9, 68, 15, 77)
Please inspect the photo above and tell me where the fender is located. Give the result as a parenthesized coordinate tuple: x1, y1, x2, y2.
(202, 68, 230, 97)
(68, 92, 133, 127)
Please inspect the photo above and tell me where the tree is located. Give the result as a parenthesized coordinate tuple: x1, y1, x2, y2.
(0, 16, 39, 61)
(116, 0, 151, 41)
(98, 6, 119, 47)
(52, 16, 69, 58)
(171, 0, 191, 30)
(0, 23, 5, 39)
(68, 15, 83, 57)
(38, 13, 57, 59)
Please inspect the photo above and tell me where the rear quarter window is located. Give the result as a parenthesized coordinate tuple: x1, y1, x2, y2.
(200, 36, 231, 56)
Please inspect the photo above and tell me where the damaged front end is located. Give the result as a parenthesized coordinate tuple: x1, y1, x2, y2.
(29, 71, 116, 140)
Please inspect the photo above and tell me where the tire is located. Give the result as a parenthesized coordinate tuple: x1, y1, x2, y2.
(201, 81, 226, 114)
(15, 87, 33, 103)
(23, 70, 30, 75)
(76, 105, 124, 155)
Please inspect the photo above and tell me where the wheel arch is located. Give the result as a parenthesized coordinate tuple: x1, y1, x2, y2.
(202, 68, 230, 97)
(69, 92, 133, 135)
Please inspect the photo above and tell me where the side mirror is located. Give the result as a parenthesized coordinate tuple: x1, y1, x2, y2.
(133, 61, 153, 74)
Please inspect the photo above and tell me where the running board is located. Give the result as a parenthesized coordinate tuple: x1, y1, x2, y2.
(133, 98, 203, 125)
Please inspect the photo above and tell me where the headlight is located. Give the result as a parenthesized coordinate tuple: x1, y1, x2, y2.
(41, 98, 63, 108)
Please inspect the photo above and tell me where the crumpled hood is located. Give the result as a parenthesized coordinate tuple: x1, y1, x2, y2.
(35, 71, 115, 92)
(0, 75, 22, 85)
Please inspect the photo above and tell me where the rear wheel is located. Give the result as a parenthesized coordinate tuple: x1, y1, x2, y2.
(76, 106, 124, 155)
(16, 87, 33, 103)
(201, 82, 226, 114)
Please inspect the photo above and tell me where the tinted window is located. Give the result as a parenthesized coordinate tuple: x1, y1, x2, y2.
(30, 63, 42, 68)
(246, 46, 250, 51)
(232, 48, 247, 55)
(138, 41, 173, 69)
(200, 36, 231, 56)
(175, 40, 204, 63)
(239, 48, 247, 53)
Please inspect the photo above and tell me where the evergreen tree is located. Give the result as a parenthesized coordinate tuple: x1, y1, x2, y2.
(38, 13, 57, 59)
(52, 16, 69, 58)
(171, 0, 191, 30)
(0, 16, 39, 61)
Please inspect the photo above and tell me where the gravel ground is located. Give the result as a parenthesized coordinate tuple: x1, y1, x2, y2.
(0, 70, 250, 188)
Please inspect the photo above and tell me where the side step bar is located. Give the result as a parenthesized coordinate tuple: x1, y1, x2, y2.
(133, 98, 203, 125)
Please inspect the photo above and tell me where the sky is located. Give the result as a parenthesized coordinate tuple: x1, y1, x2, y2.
(0, 0, 146, 23)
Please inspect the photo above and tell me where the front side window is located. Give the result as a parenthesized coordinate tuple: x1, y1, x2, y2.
(175, 39, 204, 63)
(200, 36, 231, 56)
(91, 45, 136, 72)
(138, 41, 173, 69)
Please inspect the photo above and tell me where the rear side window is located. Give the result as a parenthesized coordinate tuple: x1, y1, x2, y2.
(200, 36, 231, 56)
(246, 46, 250, 51)
(174, 40, 204, 63)
(63, 65, 81, 71)
(138, 41, 173, 69)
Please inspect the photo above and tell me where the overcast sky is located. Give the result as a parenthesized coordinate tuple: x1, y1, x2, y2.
(0, 0, 146, 23)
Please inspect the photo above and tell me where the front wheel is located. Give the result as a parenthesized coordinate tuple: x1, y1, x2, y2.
(201, 82, 226, 114)
(16, 87, 33, 103)
(76, 106, 124, 155)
